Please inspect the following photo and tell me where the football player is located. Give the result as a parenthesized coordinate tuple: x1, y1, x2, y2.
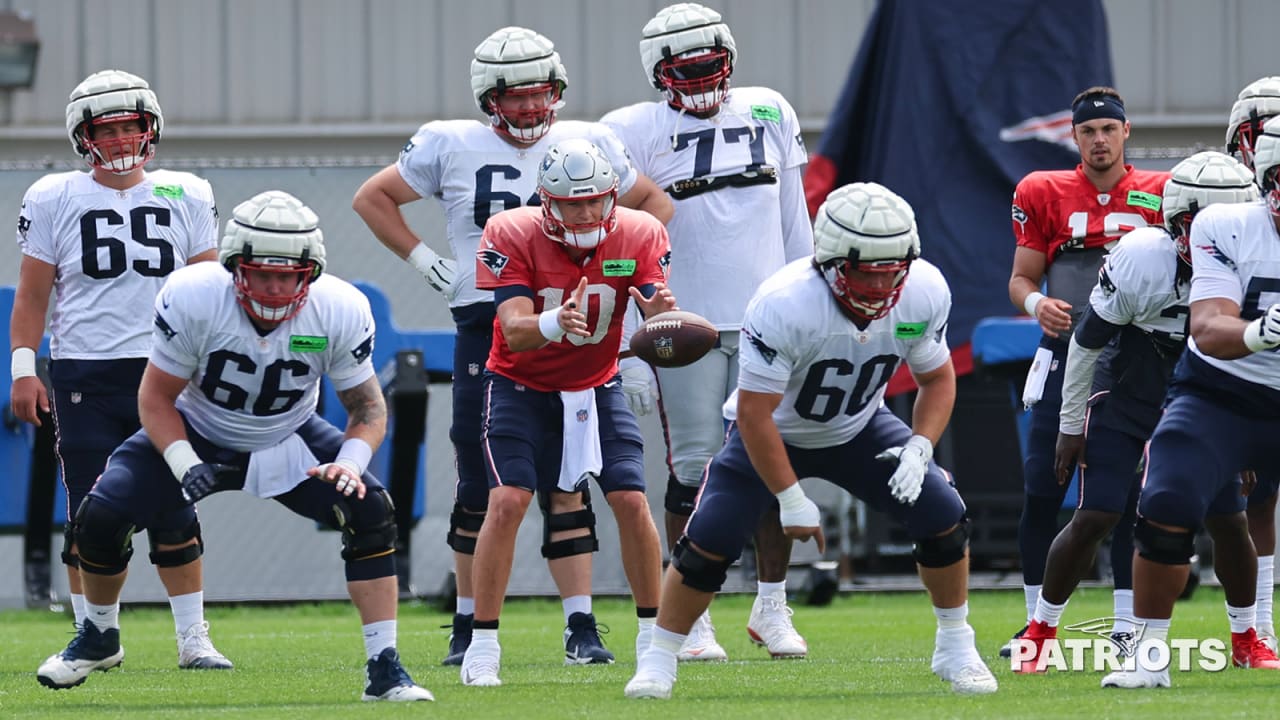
(460, 139, 673, 687)
(36, 191, 433, 702)
(1016, 152, 1276, 672)
(625, 183, 998, 700)
(1004, 86, 1169, 656)
(600, 1, 813, 661)
(1101, 117, 1280, 689)
(10, 69, 230, 671)
(352, 26, 672, 667)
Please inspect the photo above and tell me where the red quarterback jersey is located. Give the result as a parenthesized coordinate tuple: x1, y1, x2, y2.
(1011, 164, 1169, 265)
(476, 206, 672, 392)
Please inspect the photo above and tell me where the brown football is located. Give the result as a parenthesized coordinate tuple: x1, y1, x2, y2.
(629, 310, 718, 368)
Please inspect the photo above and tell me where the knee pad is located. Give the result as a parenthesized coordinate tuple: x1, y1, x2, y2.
(671, 536, 732, 593)
(337, 488, 398, 564)
(447, 503, 486, 555)
(73, 497, 135, 576)
(148, 517, 203, 568)
(61, 525, 80, 568)
(1134, 517, 1195, 565)
(664, 474, 699, 516)
(913, 517, 970, 569)
(539, 488, 598, 559)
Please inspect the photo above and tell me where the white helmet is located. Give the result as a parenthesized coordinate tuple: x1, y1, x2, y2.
(813, 183, 919, 322)
(219, 191, 326, 324)
(1163, 151, 1258, 264)
(1255, 116, 1280, 223)
(640, 3, 736, 113)
(537, 138, 618, 250)
(470, 27, 567, 143)
(65, 69, 163, 174)
(1225, 76, 1280, 169)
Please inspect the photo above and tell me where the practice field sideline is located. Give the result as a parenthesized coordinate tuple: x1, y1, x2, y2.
(0, 588, 1269, 719)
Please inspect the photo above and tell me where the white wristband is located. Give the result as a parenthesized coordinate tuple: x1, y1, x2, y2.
(11, 347, 37, 379)
(163, 440, 203, 482)
(775, 483, 809, 514)
(1023, 291, 1046, 318)
(335, 437, 373, 478)
(539, 306, 566, 342)
(903, 434, 934, 462)
(407, 244, 440, 278)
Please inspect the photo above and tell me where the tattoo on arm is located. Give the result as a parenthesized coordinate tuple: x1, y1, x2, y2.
(336, 376, 387, 429)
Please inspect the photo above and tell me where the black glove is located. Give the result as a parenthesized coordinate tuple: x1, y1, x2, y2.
(180, 463, 240, 504)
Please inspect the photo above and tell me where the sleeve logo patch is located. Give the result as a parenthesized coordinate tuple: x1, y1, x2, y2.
(602, 259, 636, 276)
(351, 335, 374, 364)
(479, 248, 510, 278)
(895, 322, 927, 338)
(1126, 190, 1161, 211)
(744, 325, 778, 365)
(289, 335, 329, 352)
(154, 312, 178, 341)
(750, 105, 781, 122)
(153, 184, 185, 199)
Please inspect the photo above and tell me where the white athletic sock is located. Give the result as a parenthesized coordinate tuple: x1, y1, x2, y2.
(563, 595, 591, 623)
(362, 619, 397, 660)
(456, 597, 475, 617)
(70, 593, 87, 626)
(1258, 556, 1274, 633)
(934, 602, 969, 631)
(1112, 589, 1134, 634)
(1033, 596, 1067, 628)
(1023, 584, 1041, 623)
(471, 628, 499, 650)
(168, 590, 205, 635)
(757, 581, 787, 599)
(1227, 603, 1257, 635)
(86, 600, 120, 631)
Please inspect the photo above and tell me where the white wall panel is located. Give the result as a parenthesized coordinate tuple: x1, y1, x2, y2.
(154, 0, 227, 124)
(299, 0, 369, 122)
(225, 0, 297, 123)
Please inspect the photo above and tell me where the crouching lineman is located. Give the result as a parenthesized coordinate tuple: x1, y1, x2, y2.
(35, 191, 433, 702)
(625, 182, 998, 699)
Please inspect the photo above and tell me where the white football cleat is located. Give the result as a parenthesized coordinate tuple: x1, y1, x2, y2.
(177, 621, 233, 669)
(747, 594, 808, 658)
(37, 620, 125, 690)
(931, 627, 998, 695)
(677, 611, 727, 662)
(625, 672, 674, 700)
(460, 639, 502, 687)
(1101, 666, 1170, 689)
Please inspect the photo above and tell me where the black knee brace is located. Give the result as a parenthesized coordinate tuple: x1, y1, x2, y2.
(61, 524, 80, 568)
(337, 488, 399, 563)
(664, 474, 699, 516)
(73, 497, 135, 576)
(148, 517, 203, 568)
(913, 518, 970, 568)
(672, 536, 732, 593)
(539, 488, 598, 559)
(1134, 517, 1196, 565)
(447, 503, 485, 555)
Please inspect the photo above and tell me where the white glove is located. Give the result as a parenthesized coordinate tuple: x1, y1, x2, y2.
(1243, 303, 1280, 353)
(876, 434, 933, 506)
(775, 483, 821, 530)
(408, 244, 458, 295)
(619, 356, 657, 416)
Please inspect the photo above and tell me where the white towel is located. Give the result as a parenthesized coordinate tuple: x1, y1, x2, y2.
(244, 432, 319, 499)
(559, 388, 602, 492)
(1021, 346, 1055, 411)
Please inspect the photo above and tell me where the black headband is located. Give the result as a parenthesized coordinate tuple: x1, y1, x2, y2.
(1073, 94, 1126, 125)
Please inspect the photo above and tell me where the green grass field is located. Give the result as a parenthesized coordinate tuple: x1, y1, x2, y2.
(0, 586, 1272, 719)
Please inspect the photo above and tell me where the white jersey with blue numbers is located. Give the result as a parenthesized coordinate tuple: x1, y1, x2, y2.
(148, 262, 376, 452)
(16, 169, 218, 359)
(1189, 200, 1280, 388)
(395, 119, 639, 309)
(1090, 226, 1189, 341)
(601, 87, 812, 329)
(726, 257, 952, 449)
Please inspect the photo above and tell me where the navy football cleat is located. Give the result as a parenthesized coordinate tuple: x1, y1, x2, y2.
(37, 620, 125, 689)
(564, 612, 615, 665)
(998, 623, 1029, 659)
(442, 613, 473, 666)
(363, 647, 433, 702)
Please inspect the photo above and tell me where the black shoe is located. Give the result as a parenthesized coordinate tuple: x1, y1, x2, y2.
(564, 612, 614, 665)
(998, 623, 1029, 659)
(363, 647, 433, 702)
(441, 613, 473, 666)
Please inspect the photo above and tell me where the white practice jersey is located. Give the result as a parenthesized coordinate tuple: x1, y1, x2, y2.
(1090, 226, 1189, 341)
(1189, 200, 1280, 387)
(149, 263, 376, 452)
(602, 87, 812, 329)
(727, 258, 952, 449)
(396, 119, 639, 309)
(16, 169, 218, 359)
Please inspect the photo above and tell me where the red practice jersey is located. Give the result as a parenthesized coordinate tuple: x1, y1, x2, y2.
(476, 206, 672, 392)
(1011, 164, 1169, 265)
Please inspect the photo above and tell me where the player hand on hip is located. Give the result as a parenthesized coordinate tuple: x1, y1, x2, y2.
(1054, 432, 1086, 486)
(410, 244, 458, 296)
(618, 356, 657, 416)
(774, 483, 826, 553)
(308, 460, 367, 499)
(628, 281, 677, 318)
(876, 434, 933, 505)
(180, 463, 241, 504)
